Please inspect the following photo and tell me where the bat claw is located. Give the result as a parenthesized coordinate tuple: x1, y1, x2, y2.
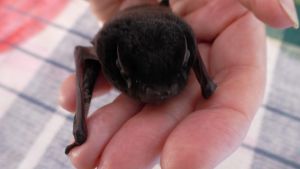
(65, 127, 88, 154)
(65, 142, 80, 155)
(202, 81, 217, 99)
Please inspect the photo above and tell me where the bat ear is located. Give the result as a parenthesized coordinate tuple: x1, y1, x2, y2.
(116, 45, 132, 88)
(116, 45, 128, 75)
(182, 36, 190, 67)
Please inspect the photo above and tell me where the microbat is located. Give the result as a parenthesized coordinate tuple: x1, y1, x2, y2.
(65, 0, 217, 154)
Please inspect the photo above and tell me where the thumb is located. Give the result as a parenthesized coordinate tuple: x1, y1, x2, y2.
(238, 0, 299, 28)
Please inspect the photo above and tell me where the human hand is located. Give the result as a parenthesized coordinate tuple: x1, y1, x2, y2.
(59, 0, 298, 168)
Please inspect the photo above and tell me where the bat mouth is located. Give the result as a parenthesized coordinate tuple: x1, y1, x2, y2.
(140, 89, 172, 103)
(132, 82, 183, 103)
(137, 92, 172, 103)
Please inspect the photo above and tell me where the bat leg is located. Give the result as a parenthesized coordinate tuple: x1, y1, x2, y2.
(193, 53, 217, 99)
(182, 31, 217, 99)
(65, 46, 100, 154)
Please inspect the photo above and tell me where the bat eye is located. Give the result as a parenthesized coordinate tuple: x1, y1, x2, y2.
(182, 36, 190, 67)
(116, 45, 132, 88)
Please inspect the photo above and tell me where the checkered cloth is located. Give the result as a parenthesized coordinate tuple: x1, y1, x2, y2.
(1, 1, 300, 169)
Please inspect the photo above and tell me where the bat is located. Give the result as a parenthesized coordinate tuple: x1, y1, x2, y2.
(65, 0, 217, 154)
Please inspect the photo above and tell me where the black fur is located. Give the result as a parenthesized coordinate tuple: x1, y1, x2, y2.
(95, 5, 196, 102)
(160, 0, 170, 6)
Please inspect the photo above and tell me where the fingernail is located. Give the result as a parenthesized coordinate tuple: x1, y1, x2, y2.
(278, 0, 299, 29)
(69, 150, 79, 159)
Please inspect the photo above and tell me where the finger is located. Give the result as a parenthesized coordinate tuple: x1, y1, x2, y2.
(59, 75, 76, 112)
(209, 12, 266, 80)
(172, 0, 248, 41)
(161, 13, 266, 169)
(90, 0, 158, 22)
(97, 75, 200, 169)
(198, 43, 211, 69)
(162, 108, 251, 169)
(120, 0, 158, 10)
(68, 94, 143, 169)
(170, 0, 209, 17)
(89, 0, 121, 21)
(238, 0, 299, 28)
(59, 73, 112, 112)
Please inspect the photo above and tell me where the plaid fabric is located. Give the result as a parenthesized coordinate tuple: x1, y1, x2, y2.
(0, 1, 300, 169)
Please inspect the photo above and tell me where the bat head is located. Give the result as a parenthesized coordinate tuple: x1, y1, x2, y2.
(97, 6, 194, 103)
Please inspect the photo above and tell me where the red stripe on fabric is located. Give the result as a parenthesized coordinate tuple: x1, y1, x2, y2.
(0, 0, 69, 52)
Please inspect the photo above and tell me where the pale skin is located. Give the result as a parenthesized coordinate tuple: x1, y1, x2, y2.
(59, 0, 298, 168)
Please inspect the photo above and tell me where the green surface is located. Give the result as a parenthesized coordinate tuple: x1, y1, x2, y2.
(267, 4, 300, 47)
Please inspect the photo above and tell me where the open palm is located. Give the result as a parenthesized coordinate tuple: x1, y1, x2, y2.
(59, 0, 297, 168)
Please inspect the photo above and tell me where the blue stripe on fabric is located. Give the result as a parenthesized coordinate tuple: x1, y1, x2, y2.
(0, 83, 73, 121)
(242, 144, 300, 169)
(264, 105, 300, 123)
(12, 44, 74, 73)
